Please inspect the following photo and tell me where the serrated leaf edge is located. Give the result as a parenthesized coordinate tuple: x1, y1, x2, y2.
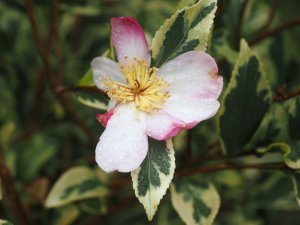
(150, 0, 217, 61)
(131, 139, 175, 221)
(217, 39, 272, 154)
(171, 182, 220, 225)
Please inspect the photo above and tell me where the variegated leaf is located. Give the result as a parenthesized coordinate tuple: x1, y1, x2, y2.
(171, 179, 220, 225)
(78, 198, 107, 215)
(289, 97, 300, 140)
(218, 40, 272, 156)
(0, 220, 13, 225)
(76, 65, 108, 111)
(52, 205, 80, 225)
(291, 171, 300, 207)
(258, 142, 300, 169)
(151, 0, 217, 67)
(77, 96, 107, 110)
(246, 104, 289, 149)
(131, 139, 175, 221)
(79, 44, 115, 87)
(77, 49, 112, 110)
(252, 171, 294, 209)
(45, 166, 108, 208)
(78, 69, 94, 87)
(76, 68, 107, 111)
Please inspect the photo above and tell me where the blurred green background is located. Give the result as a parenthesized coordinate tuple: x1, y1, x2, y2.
(0, 0, 300, 224)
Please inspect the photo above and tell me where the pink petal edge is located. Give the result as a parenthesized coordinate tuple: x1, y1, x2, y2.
(146, 111, 199, 141)
(147, 119, 202, 141)
(156, 51, 223, 126)
(96, 109, 114, 127)
(111, 17, 150, 64)
(95, 103, 148, 173)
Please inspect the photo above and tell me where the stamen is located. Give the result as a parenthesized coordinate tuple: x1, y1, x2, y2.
(101, 58, 171, 112)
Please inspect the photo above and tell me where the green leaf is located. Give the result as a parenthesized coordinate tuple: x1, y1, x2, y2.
(18, 135, 57, 181)
(151, 0, 217, 67)
(61, 4, 101, 16)
(78, 47, 115, 87)
(76, 48, 113, 110)
(0, 220, 13, 225)
(219, 208, 264, 225)
(0, 122, 15, 145)
(212, 29, 238, 64)
(52, 205, 80, 225)
(246, 104, 289, 149)
(77, 96, 107, 111)
(78, 69, 94, 87)
(171, 179, 220, 225)
(131, 139, 175, 221)
(76, 80, 108, 110)
(45, 166, 108, 208)
(78, 198, 107, 215)
(218, 40, 272, 156)
(252, 171, 295, 210)
(76, 69, 108, 111)
(257, 142, 300, 169)
(291, 171, 300, 207)
(289, 97, 300, 140)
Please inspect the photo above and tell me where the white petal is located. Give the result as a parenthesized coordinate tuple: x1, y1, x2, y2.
(146, 110, 185, 141)
(158, 51, 223, 99)
(107, 99, 117, 111)
(163, 95, 220, 126)
(111, 17, 150, 64)
(96, 103, 148, 173)
(91, 57, 124, 90)
(157, 51, 223, 126)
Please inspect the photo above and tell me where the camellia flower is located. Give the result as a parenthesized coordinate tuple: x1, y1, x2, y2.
(91, 17, 223, 173)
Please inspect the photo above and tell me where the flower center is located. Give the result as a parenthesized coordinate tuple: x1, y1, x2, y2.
(101, 58, 170, 112)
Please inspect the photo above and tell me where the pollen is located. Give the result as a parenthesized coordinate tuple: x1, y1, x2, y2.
(101, 58, 170, 112)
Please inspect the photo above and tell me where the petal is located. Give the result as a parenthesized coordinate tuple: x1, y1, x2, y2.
(95, 103, 148, 173)
(96, 100, 118, 128)
(162, 95, 220, 127)
(158, 51, 223, 99)
(146, 111, 185, 141)
(111, 17, 150, 64)
(107, 99, 117, 110)
(96, 109, 114, 127)
(157, 51, 223, 126)
(91, 57, 124, 90)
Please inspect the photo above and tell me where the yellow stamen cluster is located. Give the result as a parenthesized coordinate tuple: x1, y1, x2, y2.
(101, 58, 170, 112)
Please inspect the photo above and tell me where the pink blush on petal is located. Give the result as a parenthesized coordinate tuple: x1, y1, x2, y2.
(194, 76, 223, 99)
(186, 121, 198, 129)
(111, 17, 150, 64)
(209, 68, 219, 80)
(96, 109, 114, 127)
(154, 121, 199, 140)
(158, 123, 184, 140)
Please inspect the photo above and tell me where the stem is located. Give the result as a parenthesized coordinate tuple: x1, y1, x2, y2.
(27, 1, 61, 126)
(249, 16, 300, 45)
(260, 0, 280, 32)
(102, 161, 288, 192)
(54, 85, 105, 95)
(24, 0, 53, 82)
(52, 0, 64, 81)
(175, 162, 287, 177)
(273, 88, 300, 102)
(24, 0, 98, 146)
(0, 149, 31, 225)
(234, 0, 250, 49)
